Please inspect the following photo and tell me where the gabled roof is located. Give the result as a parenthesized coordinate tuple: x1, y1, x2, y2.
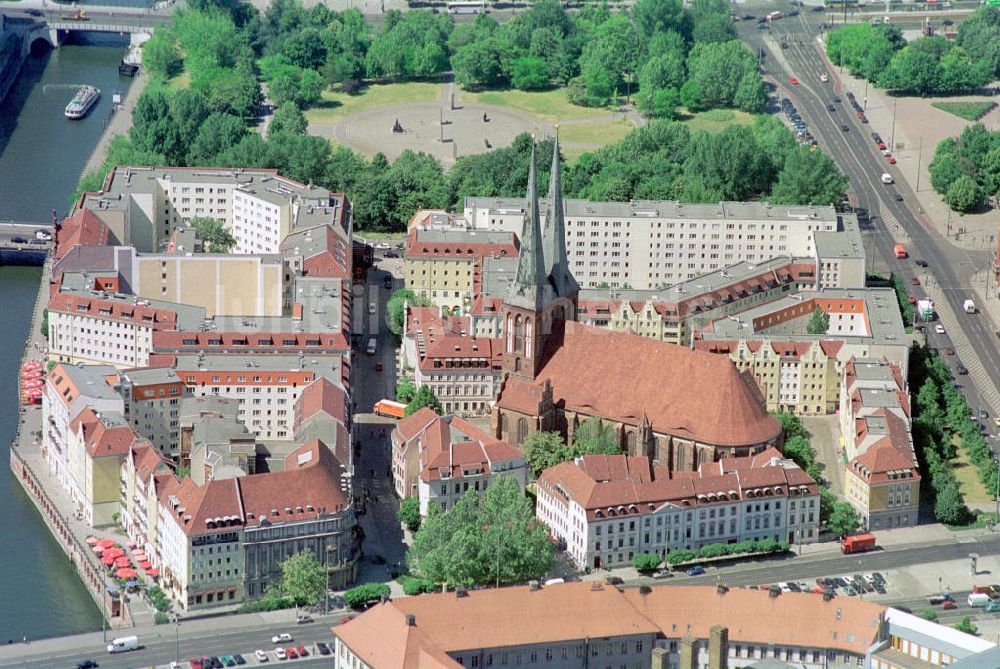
(56, 209, 112, 260)
(71, 407, 140, 458)
(415, 415, 522, 482)
(393, 407, 441, 445)
(334, 602, 462, 669)
(498, 321, 780, 448)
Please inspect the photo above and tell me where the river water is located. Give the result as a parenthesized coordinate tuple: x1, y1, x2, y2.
(0, 35, 134, 640)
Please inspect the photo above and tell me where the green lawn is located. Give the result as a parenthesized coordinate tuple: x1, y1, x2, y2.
(561, 146, 590, 164)
(305, 82, 441, 126)
(462, 88, 610, 123)
(167, 71, 191, 91)
(680, 108, 755, 134)
(931, 101, 997, 122)
(952, 438, 992, 504)
(559, 117, 636, 147)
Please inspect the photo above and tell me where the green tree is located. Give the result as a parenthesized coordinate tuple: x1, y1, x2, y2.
(188, 112, 247, 165)
(774, 411, 807, 441)
(639, 87, 681, 119)
(522, 430, 570, 477)
(396, 376, 417, 403)
(826, 502, 861, 538)
(921, 607, 939, 622)
(40, 308, 48, 338)
(189, 217, 237, 253)
(771, 146, 849, 206)
(639, 52, 686, 95)
(269, 101, 308, 136)
(405, 386, 442, 417)
(957, 6, 1000, 78)
(632, 0, 688, 40)
(142, 30, 183, 78)
(511, 56, 550, 91)
(632, 553, 662, 572)
(407, 475, 553, 586)
(934, 479, 970, 525)
(945, 174, 983, 213)
(572, 417, 620, 454)
(283, 26, 327, 70)
(806, 306, 830, 335)
(297, 68, 325, 107)
(386, 288, 433, 335)
(278, 551, 327, 606)
(692, 12, 736, 44)
(733, 73, 767, 114)
(686, 40, 757, 109)
(819, 488, 836, 524)
(398, 496, 422, 532)
(954, 616, 979, 635)
(269, 73, 301, 108)
(782, 435, 816, 472)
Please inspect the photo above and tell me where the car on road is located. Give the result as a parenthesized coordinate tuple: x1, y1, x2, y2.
(935, 324, 946, 334)
(877, 142, 886, 150)
(979, 409, 988, 420)
(911, 277, 920, 285)
(788, 76, 799, 85)
(255, 650, 269, 662)
(35, 229, 51, 240)
(827, 104, 836, 111)
(274, 647, 287, 660)
(820, 74, 829, 82)
(907, 294, 916, 304)
(944, 348, 955, 355)
(375, 242, 391, 250)
(994, 415, 1000, 427)
(841, 125, 850, 132)
(653, 570, 673, 579)
(957, 364, 968, 375)
(833, 96, 841, 102)
(383, 275, 393, 289)
(915, 259, 928, 267)
(882, 149, 892, 157)
(943, 600, 958, 609)
(297, 614, 313, 624)
(686, 566, 706, 576)
(894, 193, 904, 201)
(272, 633, 293, 644)
(375, 361, 383, 372)
(11, 236, 27, 244)
(77, 662, 98, 669)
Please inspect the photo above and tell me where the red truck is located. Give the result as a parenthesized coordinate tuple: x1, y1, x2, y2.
(841, 533, 877, 554)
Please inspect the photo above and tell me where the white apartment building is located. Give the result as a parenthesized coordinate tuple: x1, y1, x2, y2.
(43, 363, 124, 500)
(120, 441, 173, 564)
(536, 452, 819, 570)
(463, 198, 851, 289)
(119, 367, 187, 457)
(80, 166, 347, 255)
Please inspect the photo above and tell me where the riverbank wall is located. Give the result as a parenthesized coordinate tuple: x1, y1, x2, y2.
(0, 26, 28, 108)
(7, 256, 132, 631)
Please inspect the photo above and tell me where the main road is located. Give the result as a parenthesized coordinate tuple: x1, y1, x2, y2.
(736, 10, 1000, 425)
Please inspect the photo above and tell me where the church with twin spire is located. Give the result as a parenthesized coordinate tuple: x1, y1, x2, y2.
(492, 137, 782, 472)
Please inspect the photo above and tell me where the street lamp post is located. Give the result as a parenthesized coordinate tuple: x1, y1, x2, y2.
(890, 98, 898, 148)
(994, 457, 999, 526)
(915, 137, 923, 193)
(174, 616, 180, 664)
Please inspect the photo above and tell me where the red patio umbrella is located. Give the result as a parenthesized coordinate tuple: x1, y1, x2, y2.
(102, 547, 125, 558)
(101, 556, 115, 566)
(130, 548, 145, 556)
(115, 557, 131, 568)
(86, 537, 98, 546)
(115, 567, 137, 579)
(126, 540, 137, 548)
(21, 361, 42, 371)
(97, 538, 116, 549)
(146, 568, 159, 577)
(139, 561, 152, 569)
(20, 370, 42, 379)
(21, 379, 43, 389)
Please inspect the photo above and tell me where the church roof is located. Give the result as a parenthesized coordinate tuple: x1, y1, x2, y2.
(498, 321, 780, 448)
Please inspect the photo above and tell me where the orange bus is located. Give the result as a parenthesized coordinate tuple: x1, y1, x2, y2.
(374, 399, 407, 418)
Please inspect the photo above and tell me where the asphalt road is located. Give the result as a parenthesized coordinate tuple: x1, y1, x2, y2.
(4, 7, 171, 25)
(737, 10, 1000, 429)
(0, 616, 347, 669)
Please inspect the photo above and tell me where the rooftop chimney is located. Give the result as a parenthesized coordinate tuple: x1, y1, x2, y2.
(708, 626, 729, 669)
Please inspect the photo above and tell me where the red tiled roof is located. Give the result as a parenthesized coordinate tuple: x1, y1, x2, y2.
(393, 408, 440, 444)
(499, 322, 780, 448)
(152, 331, 349, 352)
(48, 292, 178, 328)
(415, 415, 522, 482)
(295, 377, 348, 425)
(404, 230, 519, 260)
(71, 407, 141, 458)
(56, 209, 112, 260)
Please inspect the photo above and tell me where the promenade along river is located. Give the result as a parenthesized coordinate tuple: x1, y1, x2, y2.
(0, 36, 135, 640)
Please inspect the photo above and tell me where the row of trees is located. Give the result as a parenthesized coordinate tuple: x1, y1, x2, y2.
(928, 123, 1000, 214)
(910, 346, 973, 525)
(665, 538, 790, 565)
(826, 8, 1000, 97)
(772, 411, 861, 538)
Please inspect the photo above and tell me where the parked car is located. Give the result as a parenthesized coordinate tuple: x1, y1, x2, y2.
(686, 566, 706, 576)
(286, 648, 298, 660)
(907, 294, 916, 304)
(957, 364, 969, 375)
(935, 324, 945, 334)
(911, 277, 920, 285)
(255, 650, 269, 663)
(316, 643, 332, 656)
(296, 645, 309, 657)
(827, 104, 836, 111)
(887, 156, 896, 164)
(274, 648, 287, 660)
(944, 348, 955, 355)
(234, 656, 247, 666)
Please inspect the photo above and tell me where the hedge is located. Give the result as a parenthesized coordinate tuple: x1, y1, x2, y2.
(344, 582, 391, 608)
(397, 575, 436, 596)
(666, 539, 789, 566)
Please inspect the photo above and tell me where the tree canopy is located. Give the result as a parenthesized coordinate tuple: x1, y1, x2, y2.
(407, 475, 553, 586)
(405, 386, 442, 417)
(189, 217, 237, 253)
(806, 306, 830, 335)
(277, 551, 327, 606)
(928, 123, 1000, 213)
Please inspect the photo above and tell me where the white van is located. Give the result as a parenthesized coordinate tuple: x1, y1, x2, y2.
(968, 593, 991, 607)
(107, 635, 139, 653)
(366, 338, 377, 355)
